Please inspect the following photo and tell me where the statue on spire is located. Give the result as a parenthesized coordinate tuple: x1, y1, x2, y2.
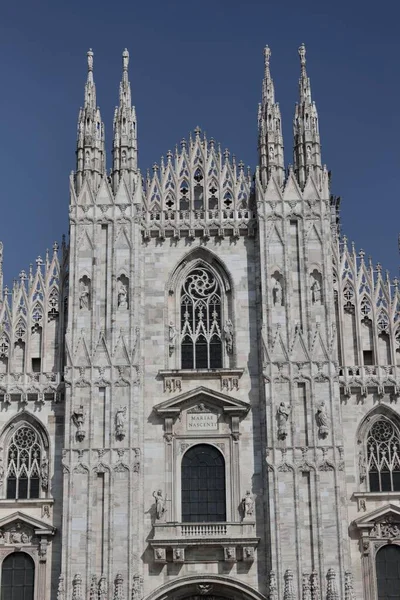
(87, 49, 93, 72)
(123, 48, 129, 71)
(298, 43, 306, 67)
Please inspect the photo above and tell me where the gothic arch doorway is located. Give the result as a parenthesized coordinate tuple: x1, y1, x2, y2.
(376, 544, 400, 600)
(1, 552, 35, 600)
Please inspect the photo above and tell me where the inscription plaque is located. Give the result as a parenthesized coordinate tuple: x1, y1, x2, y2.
(187, 412, 218, 430)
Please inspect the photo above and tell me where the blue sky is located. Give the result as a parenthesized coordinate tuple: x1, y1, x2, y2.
(0, 0, 398, 285)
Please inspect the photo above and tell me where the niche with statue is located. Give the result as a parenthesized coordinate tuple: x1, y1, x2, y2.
(117, 274, 129, 310)
(310, 269, 323, 305)
(271, 272, 284, 307)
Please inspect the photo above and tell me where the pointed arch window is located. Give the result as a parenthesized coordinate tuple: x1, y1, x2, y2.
(6, 425, 45, 499)
(367, 419, 400, 492)
(180, 267, 222, 369)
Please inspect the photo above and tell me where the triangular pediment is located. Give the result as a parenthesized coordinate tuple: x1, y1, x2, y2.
(353, 503, 400, 531)
(0, 511, 55, 536)
(154, 386, 250, 418)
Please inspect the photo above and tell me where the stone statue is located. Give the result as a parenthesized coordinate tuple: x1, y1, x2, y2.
(311, 279, 322, 304)
(273, 279, 283, 306)
(277, 402, 290, 439)
(72, 406, 86, 442)
(306, 145, 312, 160)
(115, 406, 127, 440)
(41, 452, 49, 490)
(169, 322, 178, 344)
(224, 319, 234, 354)
(118, 282, 128, 309)
(269, 145, 274, 160)
(79, 279, 90, 310)
(241, 490, 255, 519)
(153, 489, 166, 521)
(316, 402, 329, 438)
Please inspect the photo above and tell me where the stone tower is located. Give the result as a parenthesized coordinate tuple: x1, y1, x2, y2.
(0, 44, 399, 600)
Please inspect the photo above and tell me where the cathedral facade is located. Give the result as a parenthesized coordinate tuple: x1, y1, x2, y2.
(0, 44, 398, 600)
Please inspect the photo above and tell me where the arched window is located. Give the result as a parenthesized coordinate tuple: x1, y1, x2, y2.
(367, 419, 400, 492)
(1, 552, 34, 600)
(180, 267, 222, 369)
(181, 444, 226, 522)
(6, 425, 44, 499)
(376, 545, 400, 600)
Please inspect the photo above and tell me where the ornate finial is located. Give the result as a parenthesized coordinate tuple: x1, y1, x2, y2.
(53, 241, 59, 254)
(224, 148, 230, 162)
(326, 568, 339, 600)
(376, 262, 382, 273)
(299, 43, 306, 66)
(283, 569, 295, 600)
(87, 49, 94, 72)
(180, 138, 186, 149)
(166, 150, 172, 162)
(122, 48, 129, 71)
(264, 45, 271, 67)
(302, 573, 311, 600)
(268, 571, 278, 600)
(359, 249, 365, 261)
(152, 162, 159, 173)
(344, 571, 355, 600)
(194, 126, 201, 137)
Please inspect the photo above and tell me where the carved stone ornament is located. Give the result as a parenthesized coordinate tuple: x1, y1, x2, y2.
(41, 452, 49, 491)
(0, 521, 34, 545)
(153, 489, 166, 521)
(131, 574, 143, 600)
(115, 406, 127, 440)
(224, 546, 236, 561)
(173, 547, 185, 562)
(196, 584, 214, 595)
(223, 319, 234, 354)
(283, 569, 295, 600)
(114, 573, 124, 600)
(72, 573, 83, 600)
(168, 322, 178, 357)
(268, 571, 278, 600)
(241, 490, 255, 519)
(79, 276, 91, 310)
(315, 402, 329, 438)
(243, 546, 255, 561)
(154, 547, 166, 562)
(57, 574, 65, 600)
(72, 406, 86, 441)
(277, 402, 290, 440)
(98, 575, 108, 600)
(370, 516, 400, 538)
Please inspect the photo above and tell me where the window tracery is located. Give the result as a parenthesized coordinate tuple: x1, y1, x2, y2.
(6, 425, 45, 500)
(180, 267, 223, 369)
(366, 419, 400, 492)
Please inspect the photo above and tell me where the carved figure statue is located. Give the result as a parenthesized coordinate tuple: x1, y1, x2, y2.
(273, 279, 283, 306)
(118, 282, 128, 309)
(311, 279, 322, 304)
(41, 452, 49, 490)
(277, 402, 290, 439)
(241, 490, 255, 518)
(121, 150, 127, 165)
(269, 145, 274, 160)
(359, 451, 366, 483)
(115, 406, 127, 440)
(79, 279, 90, 310)
(153, 489, 166, 521)
(224, 319, 234, 354)
(306, 145, 312, 160)
(316, 402, 329, 438)
(72, 406, 86, 442)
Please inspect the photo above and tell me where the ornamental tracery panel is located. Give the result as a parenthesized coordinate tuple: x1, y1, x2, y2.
(180, 267, 223, 369)
(5, 425, 47, 500)
(366, 419, 400, 492)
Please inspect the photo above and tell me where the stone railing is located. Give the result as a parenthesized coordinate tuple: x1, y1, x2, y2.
(338, 365, 400, 397)
(142, 208, 257, 239)
(150, 521, 259, 564)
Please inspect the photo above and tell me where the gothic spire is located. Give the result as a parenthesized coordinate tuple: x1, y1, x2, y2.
(293, 44, 322, 189)
(75, 49, 106, 194)
(258, 45, 285, 189)
(112, 48, 137, 195)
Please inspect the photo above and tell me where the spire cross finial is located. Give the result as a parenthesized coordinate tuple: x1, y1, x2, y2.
(87, 49, 93, 72)
(122, 48, 129, 72)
